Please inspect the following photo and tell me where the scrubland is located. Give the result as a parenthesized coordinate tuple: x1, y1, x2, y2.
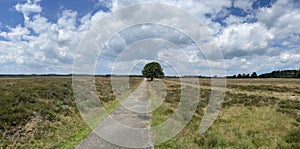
(1, 77, 299, 148)
(150, 78, 300, 148)
(0, 77, 142, 148)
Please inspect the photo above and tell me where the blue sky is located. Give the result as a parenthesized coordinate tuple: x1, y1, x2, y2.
(0, 0, 108, 33)
(0, 0, 299, 76)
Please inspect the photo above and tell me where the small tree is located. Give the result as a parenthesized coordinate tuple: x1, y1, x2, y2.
(297, 70, 300, 78)
(142, 62, 164, 81)
(246, 73, 250, 78)
(242, 74, 246, 78)
(251, 72, 257, 78)
(237, 74, 242, 78)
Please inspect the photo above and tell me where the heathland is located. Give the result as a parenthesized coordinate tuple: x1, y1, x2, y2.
(0, 77, 299, 148)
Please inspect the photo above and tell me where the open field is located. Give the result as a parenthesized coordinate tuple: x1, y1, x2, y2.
(150, 78, 300, 148)
(1, 77, 299, 148)
(0, 77, 143, 148)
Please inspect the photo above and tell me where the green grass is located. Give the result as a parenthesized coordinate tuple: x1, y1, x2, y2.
(211, 106, 297, 148)
(0, 77, 143, 148)
(150, 78, 300, 148)
(2, 77, 299, 148)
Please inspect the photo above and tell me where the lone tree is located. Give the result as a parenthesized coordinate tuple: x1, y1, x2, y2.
(142, 62, 164, 81)
(251, 72, 258, 78)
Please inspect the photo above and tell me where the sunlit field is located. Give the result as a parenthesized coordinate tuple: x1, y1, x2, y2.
(1, 77, 299, 148)
(151, 78, 300, 148)
(0, 77, 143, 148)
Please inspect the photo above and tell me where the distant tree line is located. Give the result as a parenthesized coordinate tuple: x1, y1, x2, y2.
(258, 70, 300, 78)
(227, 72, 257, 78)
(227, 70, 300, 78)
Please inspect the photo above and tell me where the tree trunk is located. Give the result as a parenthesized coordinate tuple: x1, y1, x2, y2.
(151, 77, 153, 81)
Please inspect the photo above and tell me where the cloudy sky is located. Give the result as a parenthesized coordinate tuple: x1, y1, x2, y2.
(0, 0, 299, 76)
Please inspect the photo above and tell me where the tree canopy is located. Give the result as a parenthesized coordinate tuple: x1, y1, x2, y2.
(251, 72, 257, 78)
(141, 62, 164, 81)
(228, 70, 300, 78)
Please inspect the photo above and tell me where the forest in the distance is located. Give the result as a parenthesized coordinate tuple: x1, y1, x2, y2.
(227, 69, 300, 78)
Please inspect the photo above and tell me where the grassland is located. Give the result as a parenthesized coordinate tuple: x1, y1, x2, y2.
(0, 77, 143, 148)
(1, 77, 299, 148)
(150, 78, 300, 148)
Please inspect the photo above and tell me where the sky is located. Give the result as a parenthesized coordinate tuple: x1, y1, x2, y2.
(0, 0, 299, 76)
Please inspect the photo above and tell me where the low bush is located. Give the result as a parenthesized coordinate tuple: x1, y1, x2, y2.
(0, 77, 143, 148)
(228, 84, 300, 94)
(223, 92, 279, 107)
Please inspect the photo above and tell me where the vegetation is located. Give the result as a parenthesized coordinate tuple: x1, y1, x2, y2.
(0, 77, 143, 148)
(142, 62, 164, 81)
(228, 69, 300, 78)
(251, 72, 257, 78)
(259, 70, 300, 78)
(1, 75, 300, 148)
(227, 84, 300, 94)
(149, 78, 300, 148)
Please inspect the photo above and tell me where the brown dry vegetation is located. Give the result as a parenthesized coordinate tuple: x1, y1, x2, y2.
(1, 77, 299, 148)
(0, 77, 143, 148)
(151, 78, 300, 148)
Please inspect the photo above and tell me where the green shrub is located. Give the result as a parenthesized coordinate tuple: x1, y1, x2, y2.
(194, 136, 205, 146)
(223, 92, 279, 107)
(0, 77, 143, 148)
(285, 128, 300, 143)
(206, 132, 227, 148)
